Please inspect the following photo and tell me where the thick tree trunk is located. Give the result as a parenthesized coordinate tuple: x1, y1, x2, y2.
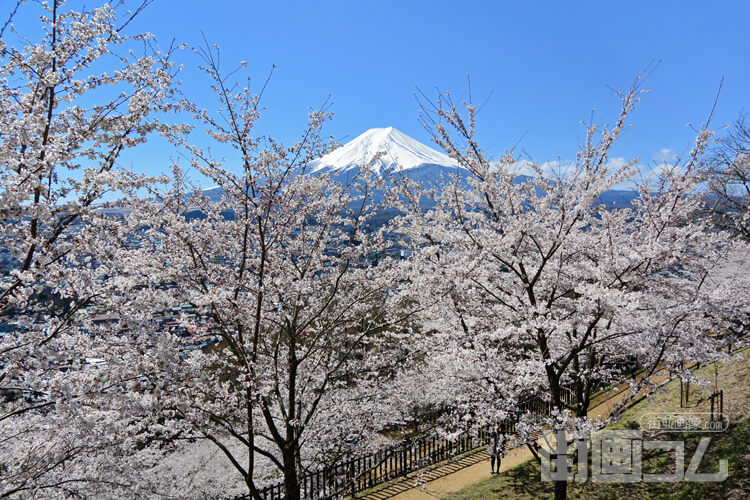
(554, 478, 567, 500)
(286, 333, 301, 500)
(282, 449, 301, 500)
(547, 369, 568, 500)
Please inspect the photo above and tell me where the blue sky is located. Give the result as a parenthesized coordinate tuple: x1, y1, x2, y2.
(9, 0, 750, 184)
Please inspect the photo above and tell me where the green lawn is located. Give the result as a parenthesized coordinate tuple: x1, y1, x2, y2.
(449, 351, 750, 499)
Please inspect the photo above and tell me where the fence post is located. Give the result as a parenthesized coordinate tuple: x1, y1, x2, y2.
(680, 379, 685, 407)
(349, 459, 355, 497)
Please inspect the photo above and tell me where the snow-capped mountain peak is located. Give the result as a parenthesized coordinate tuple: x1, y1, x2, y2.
(308, 127, 459, 175)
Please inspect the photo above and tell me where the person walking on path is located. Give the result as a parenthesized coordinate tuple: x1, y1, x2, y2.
(488, 431, 506, 474)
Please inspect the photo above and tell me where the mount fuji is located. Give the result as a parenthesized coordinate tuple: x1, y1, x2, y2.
(309, 127, 458, 173)
(307, 127, 469, 190)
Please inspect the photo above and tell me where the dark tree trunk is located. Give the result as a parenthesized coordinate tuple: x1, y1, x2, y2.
(554, 478, 567, 500)
(282, 448, 301, 500)
(546, 367, 568, 500)
(282, 324, 301, 500)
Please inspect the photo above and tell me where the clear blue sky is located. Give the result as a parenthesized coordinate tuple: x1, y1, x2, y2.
(9, 0, 750, 183)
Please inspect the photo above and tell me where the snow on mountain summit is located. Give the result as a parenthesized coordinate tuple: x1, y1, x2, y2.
(308, 127, 460, 175)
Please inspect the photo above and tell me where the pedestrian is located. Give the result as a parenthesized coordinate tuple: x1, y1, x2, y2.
(626, 354, 637, 379)
(488, 431, 505, 474)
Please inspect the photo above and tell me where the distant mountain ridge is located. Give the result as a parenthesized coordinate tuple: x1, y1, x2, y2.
(305, 127, 639, 210)
(149, 127, 640, 220)
(96, 127, 641, 221)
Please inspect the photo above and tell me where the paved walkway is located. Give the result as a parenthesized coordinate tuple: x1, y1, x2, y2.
(358, 368, 671, 500)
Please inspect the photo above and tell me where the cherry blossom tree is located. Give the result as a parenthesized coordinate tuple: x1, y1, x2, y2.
(0, 0, 182, 496)
(707, 111, 750, 240)
(395, 78, 741, 500)
(103, 44, 416, 500)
